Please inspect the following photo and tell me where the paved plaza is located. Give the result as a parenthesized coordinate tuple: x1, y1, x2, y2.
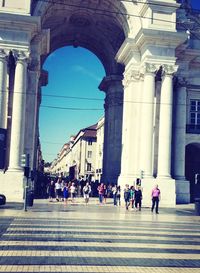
(0, 198, 199, 273)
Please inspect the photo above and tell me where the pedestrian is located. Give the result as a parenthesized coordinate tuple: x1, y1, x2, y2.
(130, 186, 135, 209)
(124, 184, 131, 210)
(83, 182, 91, 205)
(97, 182, 104, 204)
(47, 180, 55, 202)
(63, 183, 69, 205)
(55, 179, 62, 201)
(135, 185, 142, 211)
(151, 184, 161, 214)
(103, 184, 108, 204)
(70, 182, 76, 202)
(116, 185, 121, 206)
(112, 184, 117, 206)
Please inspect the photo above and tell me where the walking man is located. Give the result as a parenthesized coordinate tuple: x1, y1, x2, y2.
(151, 184, 161, 214)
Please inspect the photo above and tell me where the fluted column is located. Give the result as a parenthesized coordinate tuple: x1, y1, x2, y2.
(174, 78, 187, 179)
(99, 75, 123, 184)
(8, 51, 28, 171)
(24, 68, 40, 170)
(118, 67, 141, 185)
(157, 64, 177, 178)
(0, 49, 8, 129)
(140, 63, 157, 178)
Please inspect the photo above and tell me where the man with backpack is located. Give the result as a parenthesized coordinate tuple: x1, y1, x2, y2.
(83, 182, 91, 205)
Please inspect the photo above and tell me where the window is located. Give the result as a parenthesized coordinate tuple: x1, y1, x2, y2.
(190, 100, 200, 125)
(87, 163, 92, 171)
(87, 151, 92, 158)
(88, 140, 92, 145)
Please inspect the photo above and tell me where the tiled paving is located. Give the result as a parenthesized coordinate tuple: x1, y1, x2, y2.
(0, 199, 199, 272)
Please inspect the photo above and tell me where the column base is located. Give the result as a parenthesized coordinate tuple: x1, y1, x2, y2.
(140, 178, 176, 207)
(0, 171, 25, 202)
(175, 179, 190, 204)
(118, 174, 137, 189)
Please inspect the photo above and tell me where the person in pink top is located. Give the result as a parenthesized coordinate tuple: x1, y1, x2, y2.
(151, 184, 161, 214)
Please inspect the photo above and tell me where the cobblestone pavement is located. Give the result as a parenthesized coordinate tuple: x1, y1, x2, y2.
(0, 198, 199, 273)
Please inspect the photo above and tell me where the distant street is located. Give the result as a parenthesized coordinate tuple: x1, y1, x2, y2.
(0, 199, 199, 272)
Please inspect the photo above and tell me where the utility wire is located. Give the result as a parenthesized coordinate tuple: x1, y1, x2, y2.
(1, 90, 199, 108)
(34, 0, 197, 27)
(40, 105, 102, 110)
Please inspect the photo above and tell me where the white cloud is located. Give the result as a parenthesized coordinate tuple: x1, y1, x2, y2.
(72, 65, 101, 82)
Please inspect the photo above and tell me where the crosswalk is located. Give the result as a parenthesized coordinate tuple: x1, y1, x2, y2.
(0, 203, 200, 272)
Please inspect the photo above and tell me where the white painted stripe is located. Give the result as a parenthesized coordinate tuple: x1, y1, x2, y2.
(6, 226, 200, 236)
(0, 240, 199, 250)
(0, 265, 199, 273)
(0, 250, 199, 259)
(10, 223, 200, 233)
(3, 232, 200, 242)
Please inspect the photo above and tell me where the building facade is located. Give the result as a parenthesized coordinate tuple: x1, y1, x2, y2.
(0, 1, 200, 206)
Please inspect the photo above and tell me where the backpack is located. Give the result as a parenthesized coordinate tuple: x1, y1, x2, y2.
(84, 186, 89, 194)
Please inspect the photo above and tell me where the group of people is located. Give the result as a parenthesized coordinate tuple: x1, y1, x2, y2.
(47, 178, 161, 213)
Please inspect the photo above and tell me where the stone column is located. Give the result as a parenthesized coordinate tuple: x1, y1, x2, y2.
(174, 78, 187, 179)
(8, 51, 28, 171)
(99, 75, 123, 184)
(0, 49, 8, 129)
(140, 63, 157, 178)
(157, 64, 177, 178)
(118, 67, 141, 185)
(24, 68, 40, 170)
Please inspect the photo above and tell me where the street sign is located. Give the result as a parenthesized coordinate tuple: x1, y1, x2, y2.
(21, 154, 30, 168)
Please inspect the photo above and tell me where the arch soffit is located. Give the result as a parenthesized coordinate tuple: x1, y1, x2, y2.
(186, 142, 200, 150)
(32, 0, 141, 75)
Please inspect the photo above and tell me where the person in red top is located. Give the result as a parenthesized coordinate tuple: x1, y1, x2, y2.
(151, 184, 161, 214)
(97, 183, 104, 204)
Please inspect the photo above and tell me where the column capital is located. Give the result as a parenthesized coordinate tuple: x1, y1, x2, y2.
(99, 75, 123, 92)
(13, 50, 29, 64)
(176, 76, 188, 88)
(162, 64, 178, 77)
(0, 49, 8, 62)
(123, 66, 141, 88)
(142, 63, 159, 75)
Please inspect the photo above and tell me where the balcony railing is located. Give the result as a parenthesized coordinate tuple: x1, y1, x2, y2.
(186, 124, 200, 134)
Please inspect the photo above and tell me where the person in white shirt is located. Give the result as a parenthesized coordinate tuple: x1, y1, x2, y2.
(70, 182, 76, 202)
(83, 182, 91, 205)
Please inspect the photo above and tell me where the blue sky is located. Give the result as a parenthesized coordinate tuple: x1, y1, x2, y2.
(40, 47, 105, 162)
(40, 1, 200, 163)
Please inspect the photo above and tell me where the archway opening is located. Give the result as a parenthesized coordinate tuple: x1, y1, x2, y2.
(185, 143, 200, 202)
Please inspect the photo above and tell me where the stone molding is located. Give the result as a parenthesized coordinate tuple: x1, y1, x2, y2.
(99, 75, 123, 92)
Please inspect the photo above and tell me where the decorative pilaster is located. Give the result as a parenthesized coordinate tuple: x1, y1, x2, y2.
(99, 75, 123, 184)
(174, 77, 187, 180)
(157, 64, 178, 178)
(139, 63, 157, 178)
(0, 49, 8, 129)
(8, 51, 28, 171)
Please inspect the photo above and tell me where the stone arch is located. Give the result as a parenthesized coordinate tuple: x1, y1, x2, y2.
(185, 142, 200, 202)
(32, 0, 132, 75)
